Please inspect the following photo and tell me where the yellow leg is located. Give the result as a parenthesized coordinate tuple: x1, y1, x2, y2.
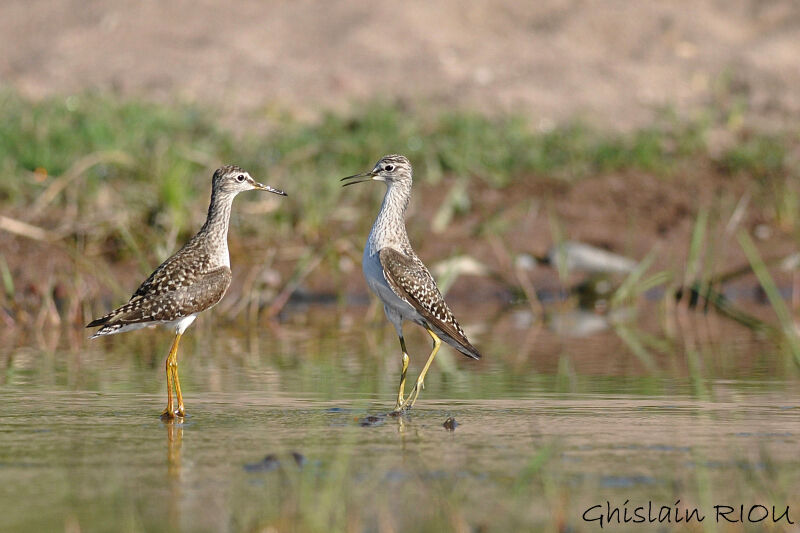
(400, 328, 441, 411)
(161, 340, 175, 418)
(394, 336, 410, 411)
(160, 333, 184, 419)
(173, 354, 186, 417)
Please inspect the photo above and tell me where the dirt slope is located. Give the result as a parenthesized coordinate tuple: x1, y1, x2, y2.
(2, 0, 799, 128)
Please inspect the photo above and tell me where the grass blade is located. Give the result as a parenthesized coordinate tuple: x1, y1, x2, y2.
(737, 231, 800, 361)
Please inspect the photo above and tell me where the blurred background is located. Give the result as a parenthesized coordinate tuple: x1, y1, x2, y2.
(5, 1, 800, 128)
(1, 0, 797, 343)
(2, 2, 800, 532)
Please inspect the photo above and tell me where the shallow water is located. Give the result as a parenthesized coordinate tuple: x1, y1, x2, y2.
(2, 304, 800, 532)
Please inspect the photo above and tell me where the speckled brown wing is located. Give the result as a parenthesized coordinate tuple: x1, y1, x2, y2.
(130, 240, 214, 300)
(379, 248, 481, 360)
(87, 265, 232, 330)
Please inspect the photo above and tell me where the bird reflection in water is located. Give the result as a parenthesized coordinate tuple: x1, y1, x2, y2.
(165, 420, 183, 530)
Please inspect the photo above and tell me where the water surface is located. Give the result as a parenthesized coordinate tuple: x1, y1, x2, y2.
(2, 304, 799, 531)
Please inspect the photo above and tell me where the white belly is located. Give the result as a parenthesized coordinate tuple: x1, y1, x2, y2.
(362, 246, 419, 323)
(169, 314, 198, 334)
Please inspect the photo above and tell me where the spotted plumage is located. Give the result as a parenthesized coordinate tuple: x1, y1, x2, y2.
(87, 264, 232, 338)
(379, 248, 479, 360)
(87, 165, 286, 418)
(342, 154, 481, 411)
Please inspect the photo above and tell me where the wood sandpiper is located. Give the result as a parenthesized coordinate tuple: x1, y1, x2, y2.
(342, 154, 482, 412)
(87, 166, 286, 419)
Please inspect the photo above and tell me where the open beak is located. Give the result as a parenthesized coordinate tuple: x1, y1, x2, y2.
(340, 171, 376, 187)
(253, 182, 287, 196)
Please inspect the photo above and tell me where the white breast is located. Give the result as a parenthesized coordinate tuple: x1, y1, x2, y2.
(362, 245, 418, 322)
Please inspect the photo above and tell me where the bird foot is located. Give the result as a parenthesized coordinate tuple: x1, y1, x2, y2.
(396, 381, 424, 411)
(393, 397, 405, 412)
(160, 407, 186, 420)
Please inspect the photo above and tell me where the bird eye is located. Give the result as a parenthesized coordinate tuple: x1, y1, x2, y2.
(384, 164, 395, 172)
(236, 174, 246, 182)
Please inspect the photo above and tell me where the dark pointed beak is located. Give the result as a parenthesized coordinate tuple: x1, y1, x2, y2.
(340, 171, 375, 187)
(254, 182, 287, 196)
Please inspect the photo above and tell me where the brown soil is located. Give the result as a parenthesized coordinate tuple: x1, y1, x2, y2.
(3, 165, 794, 341)
(420, 168, 797, 298)
(2, 1, 800, 129)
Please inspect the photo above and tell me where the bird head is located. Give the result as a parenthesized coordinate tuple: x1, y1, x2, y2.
(341, 154, 412, 188)
(213, 165, 286, 196)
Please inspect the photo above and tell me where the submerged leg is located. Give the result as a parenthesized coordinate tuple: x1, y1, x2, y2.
(161, 347, 175, 418)
(160, 333, 183, 419)
(400, 327, 441, 411)
(394, 336, 411, 411)
(173, 354, 186, 418)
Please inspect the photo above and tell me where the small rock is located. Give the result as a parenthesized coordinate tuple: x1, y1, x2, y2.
(547, 241, 638, 275)
(244, 454, 280, 472)
(359, 415, 385, 427)
(443, 417, 458, 431)
(754, 224, 772, 240)
(290, 451, 306, 467)
(244, 451, 306, 472)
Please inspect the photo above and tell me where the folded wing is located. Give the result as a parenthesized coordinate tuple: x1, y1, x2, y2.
(87, 265, 232, 336)
(379, 247, 481, 360)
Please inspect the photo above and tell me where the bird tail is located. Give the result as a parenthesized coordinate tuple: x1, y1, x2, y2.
(86, 316, 111, 328)
(86, 308, 125, 338)
(87, 323, 125, 339)
(86, 298, 139, 333)
(441, 335, 482, 360)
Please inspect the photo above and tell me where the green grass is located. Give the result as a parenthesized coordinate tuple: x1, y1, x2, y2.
(0, 90, 792, 243)
(0, 93, 704, 204)
(1, 89, 798, 353)
(738, 231, 800, 360)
